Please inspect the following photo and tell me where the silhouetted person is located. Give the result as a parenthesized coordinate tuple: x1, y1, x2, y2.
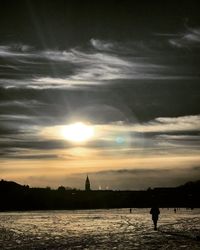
(130, 208, 132, 213)
(174, 208, 176, 213)
(150, 206, 160, 230)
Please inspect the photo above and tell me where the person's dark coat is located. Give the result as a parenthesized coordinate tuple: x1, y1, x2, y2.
(150, 207, 160, 221)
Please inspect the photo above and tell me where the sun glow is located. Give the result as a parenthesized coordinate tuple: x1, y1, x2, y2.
(61, 122, 94, 142)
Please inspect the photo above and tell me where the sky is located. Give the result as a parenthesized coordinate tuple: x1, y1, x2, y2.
(0, 0, 200, 190)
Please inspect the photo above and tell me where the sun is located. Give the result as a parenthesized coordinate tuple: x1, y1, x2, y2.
(61, 122, 94, 142)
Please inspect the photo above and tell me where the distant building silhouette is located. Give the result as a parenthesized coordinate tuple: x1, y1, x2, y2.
(85, 175, 91, 191)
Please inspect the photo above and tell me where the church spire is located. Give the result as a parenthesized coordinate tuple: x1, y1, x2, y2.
(85, 175, 91, 191)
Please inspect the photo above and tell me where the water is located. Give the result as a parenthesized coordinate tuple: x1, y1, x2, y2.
(0, 208, 200, 249)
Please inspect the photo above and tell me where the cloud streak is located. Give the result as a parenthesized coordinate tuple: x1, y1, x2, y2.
(1, 35, 199, 88)
(169, 27, 200, 48)
(132, 115, 200, 133)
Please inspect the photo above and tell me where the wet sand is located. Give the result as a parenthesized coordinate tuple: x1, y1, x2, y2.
(0, 208, 199, 249)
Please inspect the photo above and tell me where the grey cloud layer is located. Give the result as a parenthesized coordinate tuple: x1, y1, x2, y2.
(73, 166, 200, 190)
(1, 31, 200, 88)
(0, 114, 199, 159)
(0, 28, 200, 161)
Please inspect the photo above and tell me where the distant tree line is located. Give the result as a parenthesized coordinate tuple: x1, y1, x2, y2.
(0, 179, 199, 211)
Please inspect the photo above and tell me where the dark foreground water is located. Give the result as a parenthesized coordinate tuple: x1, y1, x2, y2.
(0, 208, 200, 250)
